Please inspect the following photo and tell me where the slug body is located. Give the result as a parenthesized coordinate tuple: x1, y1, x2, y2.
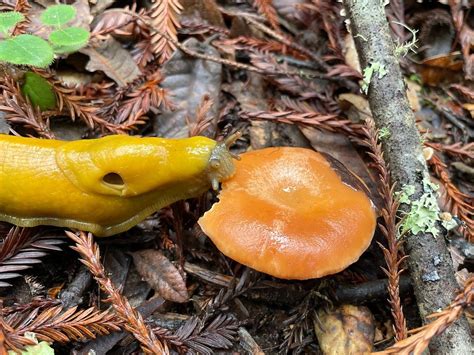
(0, 135, 235, 236)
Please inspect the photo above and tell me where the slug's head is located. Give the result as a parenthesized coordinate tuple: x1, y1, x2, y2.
(56, 134, 240, 198)
(207, 132, 241, 191)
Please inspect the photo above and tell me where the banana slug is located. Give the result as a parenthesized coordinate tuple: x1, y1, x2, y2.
(0, 134, 238, 237)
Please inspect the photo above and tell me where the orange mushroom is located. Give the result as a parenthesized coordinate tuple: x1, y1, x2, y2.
(198, 147, 377, 280)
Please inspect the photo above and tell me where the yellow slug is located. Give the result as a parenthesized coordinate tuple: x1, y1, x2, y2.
(0, 134, 237, 237)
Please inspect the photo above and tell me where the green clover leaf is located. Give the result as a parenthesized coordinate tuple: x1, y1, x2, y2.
(40, 4, 76, 27)
(49, 27, 90, 53)
(0, 34, 54, 67)
(0, 11, 24, 34)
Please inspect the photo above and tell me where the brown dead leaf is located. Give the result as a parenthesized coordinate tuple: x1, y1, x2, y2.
(338, 93, 371, 122)
(462, 104, 474, 118)
(343, 33, 361, 74)
(314, 304, 375, 355)
(81, 37, 141, 87)
(181, 0, 225, 28)
(405, 79, 421, 112)
(131, 249, 188, 303)
(154, 38, 222, 138)
(418, 52, 464, 86)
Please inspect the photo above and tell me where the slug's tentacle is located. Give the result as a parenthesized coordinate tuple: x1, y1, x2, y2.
(207, 132, 241, 190)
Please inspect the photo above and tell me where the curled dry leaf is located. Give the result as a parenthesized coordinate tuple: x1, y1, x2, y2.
(131, 249, 188, 303)
(154, 38, 222, 138)
(418, 53, 464, 86)
(81, 37, 141, 87)
(314, 304, 375, 355)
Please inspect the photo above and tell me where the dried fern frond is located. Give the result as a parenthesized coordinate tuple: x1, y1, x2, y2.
(376, 275, 474, 354)
(115, 71, 168, 129)
(215, 37, 307, 59)
(0, 78, 54, 138)
(67, 231, 169, 354)
(298, 0, 345, 57)
(0, 227, 63, 288)
(92, 5, 154, 68)
(149, 0, 183, 63)
(2, 297, 61, 316)
(188, 95, 213, 137)
(36, 71, 122, 134)
(279, 95, 340, 120)
(249, 52, 332, 100)
(358, 119, 407, 340)
(428, 154, 473, 241)
(180, 18, 230, 36)
(173, 314, 238, 354)
(3, 305, 121, 353)
(252, 0, 281, 32)
(132, 39, 155, 68)
(92, 4, 149, 38)
(426, 142, 474, 161)
(241, 110, 361, 136)
(11, 0, 30, 36)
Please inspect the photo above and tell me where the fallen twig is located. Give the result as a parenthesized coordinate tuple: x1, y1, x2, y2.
(344, 0, 473, 353)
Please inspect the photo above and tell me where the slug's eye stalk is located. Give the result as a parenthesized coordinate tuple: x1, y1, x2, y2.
(210, 158, 221, 169)
(207, 132, 241, 190)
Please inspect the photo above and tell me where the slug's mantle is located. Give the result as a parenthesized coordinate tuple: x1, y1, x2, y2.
(0, 134, 236, 236)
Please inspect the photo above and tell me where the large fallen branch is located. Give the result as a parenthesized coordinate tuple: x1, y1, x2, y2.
(343, 1, 472, 353)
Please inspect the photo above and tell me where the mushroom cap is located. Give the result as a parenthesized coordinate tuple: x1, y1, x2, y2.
(198, 147, 377, 280)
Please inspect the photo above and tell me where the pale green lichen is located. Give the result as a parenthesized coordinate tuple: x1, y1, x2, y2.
(392, 21, 418, 58)
(378, 127, 391, 140)
(396, 184, 415, 204)
(397, 177, 441, 237)
(361, 62, 388, 94)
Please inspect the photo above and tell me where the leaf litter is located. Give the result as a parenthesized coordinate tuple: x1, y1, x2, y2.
(0, 0, 472, 354)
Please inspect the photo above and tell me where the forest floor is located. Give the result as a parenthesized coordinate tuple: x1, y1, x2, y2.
(0, 0, 473, 354)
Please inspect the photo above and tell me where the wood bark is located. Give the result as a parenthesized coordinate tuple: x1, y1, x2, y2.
(343, 1, 472, 353)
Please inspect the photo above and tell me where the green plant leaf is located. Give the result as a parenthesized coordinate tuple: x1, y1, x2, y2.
(21, 72, 57, 111)
(49, 27, 90, 54)
(40, 4, 76, 27)
(0, 34, 54, 67)
(0, 11, 24, 34)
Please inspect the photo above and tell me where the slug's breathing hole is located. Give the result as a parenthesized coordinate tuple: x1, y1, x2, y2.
(102, 172, 125, 187)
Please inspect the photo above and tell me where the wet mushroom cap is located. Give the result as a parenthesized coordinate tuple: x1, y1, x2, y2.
(198, 147, 377, 280)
